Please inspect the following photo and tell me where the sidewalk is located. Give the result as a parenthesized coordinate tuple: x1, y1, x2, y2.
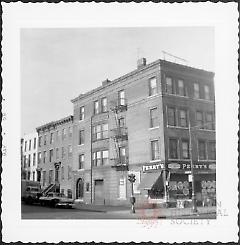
(73, 202, 216, 218)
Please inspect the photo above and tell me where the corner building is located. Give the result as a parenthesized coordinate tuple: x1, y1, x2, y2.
(36, 116, 74, 197)
(71, 58, 216, 206)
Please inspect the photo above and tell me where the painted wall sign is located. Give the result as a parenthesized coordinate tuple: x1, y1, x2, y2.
(142, 163, 164, 172)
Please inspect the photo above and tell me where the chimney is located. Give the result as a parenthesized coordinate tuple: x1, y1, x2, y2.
(102, 79, 111, 86)
(137, 58, 147, 69)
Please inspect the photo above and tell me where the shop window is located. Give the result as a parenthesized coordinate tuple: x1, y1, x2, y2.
(94, 100, 99, 114)
(208, 142, 216, 160)
(198, 140, 207, 160)
(169, 138, 178, 159)
(179, 109, 188, 127)
(79, 154, 84, 169)
(181, 140, 190, 159)
(151, 140, 160, 160)
(79, 106, 85, 120)
(177, 79, 186, 96)
(193, 83, 200, 99)
(167, 107, 177, 126)
(150, 108, 158, 128)
(204, 85, 210, 100)
(196, 111, 204, 129)
(149, 77, 157, 96)
(206, 112, 215, 130)
(166, 77, 174, 94)
(79, 130, 85, 145)
(101, 97, 107, 112)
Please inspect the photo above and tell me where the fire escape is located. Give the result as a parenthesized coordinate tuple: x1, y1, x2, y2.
(110, 96, 129, 171)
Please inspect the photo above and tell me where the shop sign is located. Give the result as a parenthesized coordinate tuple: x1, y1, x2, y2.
(168, 163, 181, 169)
(142, 163, 164, 172)
(167, 162, 216, 170)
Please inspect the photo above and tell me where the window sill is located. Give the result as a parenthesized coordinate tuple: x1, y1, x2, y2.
(150, 159, 162, 163)
(149, 126, 160, 130)
(167, 125, 189, 130)
(78, 144, 84, 147)
(168, 159, 190, 161)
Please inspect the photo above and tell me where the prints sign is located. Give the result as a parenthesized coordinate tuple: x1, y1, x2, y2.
(167, 163, 216, 170)
(142, 163, 164, 172)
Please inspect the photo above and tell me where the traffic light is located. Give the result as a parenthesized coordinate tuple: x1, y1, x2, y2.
(128, 173, 136, 183)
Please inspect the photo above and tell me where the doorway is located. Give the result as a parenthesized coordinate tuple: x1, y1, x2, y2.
(76, 178, 84, 199)
(94, 179, 104, 205)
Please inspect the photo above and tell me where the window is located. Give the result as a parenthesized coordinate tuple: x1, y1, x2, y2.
(38, 152, 41, 164)
(179, 109, 188, 127)
(177, 79, 186, 96)
(38, 137, 42, 147)
(49, 149, 53, 162)
(181, 140, 190, 159)
(42, 171, 46, 186)
(151, 140, 160, 161)
(68, 166, 72, 180)
(102, 124, 108, 139)
(204, 85, 210, 100)
(56, 148, 59, 159)
(94, 100, 99, 114)
(44, 135, 47, 145)
(24, 141, 27, 151)
(101, 97, 107, 112)
(86, 183, 90, 192)
(93, 150, 108, 166)
(149, 77, 157, 96)
(208, 142, 216, 160)
(193, 83, 200, 99)
(198, 140, 207, 160)
(150, 108, 158, 128)
(49, 170, 53, 184)
(79, 154, 84, 169)
(118, 117, 125, 127)
(67, 189, 72, 198)
(68, 145, 72, 157)
(169, 139, 178, 159)
(79, 130, 84, 145)
(43, 151, 47, 163)
(32, 171, 35, 181)
(33, 153, 36, 166)
(69, 127, 72, 137)
(28, 154, 31, 167)
(62, 128, 66, 140)
(33, 137, 36, 149)
(56, 131, 59, 142)
(167, 107, 176, 126)
(196, 111, 204, 129)
(79, 106, 85, 120)
(27, 171, 31, 180)
(29, 140, 31, 151)
(166, 77, 174, 94)
(206, 112, 215, 130)
(102, 150, 109, 165)
(62, 147, 65, 158)
(93, 123, 108, 141)
(23, 155, 27, 168)
(50, 132, 54, 144)
(61, 166, 64, 180)
(118, 90, 125, 106)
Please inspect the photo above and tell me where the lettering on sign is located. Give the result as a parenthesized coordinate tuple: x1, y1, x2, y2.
(142, 163, 164, 172)
(168, 163, 181, 169)
(168, 163, 216, 170)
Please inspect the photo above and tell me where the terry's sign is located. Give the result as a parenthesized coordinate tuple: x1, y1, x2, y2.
(142, 163, 164, 172)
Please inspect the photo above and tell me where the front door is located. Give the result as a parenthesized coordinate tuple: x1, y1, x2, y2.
(94, 180, 104, 205)
(76, 178, 84, 199)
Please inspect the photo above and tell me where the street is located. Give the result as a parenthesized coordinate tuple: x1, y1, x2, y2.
(21, 203, 216, 220)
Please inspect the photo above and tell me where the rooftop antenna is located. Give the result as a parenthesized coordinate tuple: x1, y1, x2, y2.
(162, 50, 188, 66)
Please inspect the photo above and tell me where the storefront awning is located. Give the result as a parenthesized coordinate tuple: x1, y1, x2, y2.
(138, 172, 162, 190)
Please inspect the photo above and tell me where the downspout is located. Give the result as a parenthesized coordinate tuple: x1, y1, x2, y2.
(90, 115, 93, 204)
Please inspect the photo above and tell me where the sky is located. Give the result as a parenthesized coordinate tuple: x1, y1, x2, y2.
(21, 27, 214, 136)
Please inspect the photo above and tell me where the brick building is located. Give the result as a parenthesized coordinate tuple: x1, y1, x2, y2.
(36, 116, 74, 197)
(71, 58, 215, 206)
(21, 132, 38, 181)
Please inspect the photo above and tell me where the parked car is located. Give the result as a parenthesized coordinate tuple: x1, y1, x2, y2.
(39, 192, 74, 208)
(21, 180, 42, 204)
